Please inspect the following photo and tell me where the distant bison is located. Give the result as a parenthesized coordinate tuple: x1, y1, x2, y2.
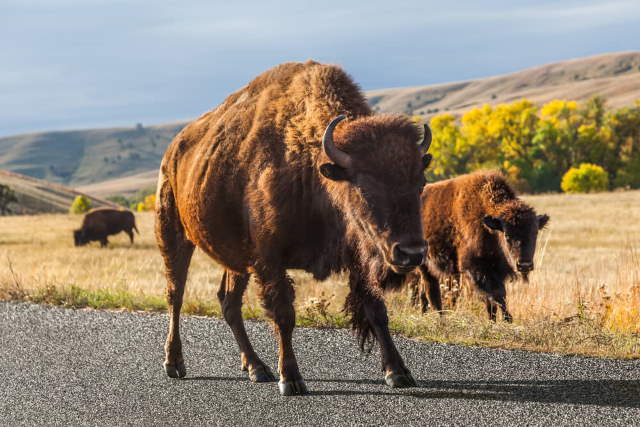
(73, 208, 138, 247)
(411, 171, 549, 321)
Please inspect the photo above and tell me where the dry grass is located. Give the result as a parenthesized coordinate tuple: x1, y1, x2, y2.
(1, 190, 639, 358)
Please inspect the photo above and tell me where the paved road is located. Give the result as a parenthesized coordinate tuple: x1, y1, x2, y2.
(1, 302, 639, 426)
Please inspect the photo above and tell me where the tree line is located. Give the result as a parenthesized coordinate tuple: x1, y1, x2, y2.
(425, 97, 640, 193)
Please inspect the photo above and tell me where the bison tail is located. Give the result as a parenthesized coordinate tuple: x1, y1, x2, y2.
(344, 290, 375, 353)
(133, 222, 139, 234)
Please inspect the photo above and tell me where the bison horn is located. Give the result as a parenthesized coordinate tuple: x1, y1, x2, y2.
(322, 115, 352, 168)
(418, 124, 432, 154)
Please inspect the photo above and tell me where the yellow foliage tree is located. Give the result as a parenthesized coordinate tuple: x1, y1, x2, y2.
(427, 114, 465, 179)
(561, 163, 609, 193)
(136, 194, 156, 212)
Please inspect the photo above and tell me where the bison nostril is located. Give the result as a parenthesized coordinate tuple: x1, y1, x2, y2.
(393, 244, 426, 266)
(517, 262, 533, 271)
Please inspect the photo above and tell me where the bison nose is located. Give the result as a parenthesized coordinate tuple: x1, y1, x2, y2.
(517, 261, 534, 272)
(391, 241, 427, 267)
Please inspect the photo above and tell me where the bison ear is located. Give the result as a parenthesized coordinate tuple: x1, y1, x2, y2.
(422, 153, 432, 170)
(319, 163, 349, 182)
(537, 214, 550, 229)
(482, 216, 503, 232)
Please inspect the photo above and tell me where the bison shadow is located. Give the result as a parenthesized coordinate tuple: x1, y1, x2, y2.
(308, 378, 640, 408)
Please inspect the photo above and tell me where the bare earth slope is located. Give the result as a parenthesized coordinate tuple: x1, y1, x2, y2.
(367, 51, 640, 117)
(0, 170, 119, 214)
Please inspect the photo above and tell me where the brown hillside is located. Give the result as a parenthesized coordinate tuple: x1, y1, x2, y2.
(367, 51, 640, 117)
(0, 170, 119, 214)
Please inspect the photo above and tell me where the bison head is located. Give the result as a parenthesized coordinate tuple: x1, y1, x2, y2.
(483, 208, 550, 281)
(73, 229, 89, 247)
(318, 115, 431, 275)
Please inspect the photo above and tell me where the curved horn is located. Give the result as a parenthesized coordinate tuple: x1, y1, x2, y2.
(419, 124, 432, 153)
(322, 115, 352, 168)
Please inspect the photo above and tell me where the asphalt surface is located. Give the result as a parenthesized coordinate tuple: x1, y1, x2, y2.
(1, 302, 639, 426)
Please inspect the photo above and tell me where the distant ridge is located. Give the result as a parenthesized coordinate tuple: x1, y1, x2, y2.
(0, 170, 119, 214)
(367, 51, 640, 118)
(1, 51, 639, 197)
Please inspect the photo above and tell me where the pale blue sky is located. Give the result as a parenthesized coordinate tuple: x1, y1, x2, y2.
(1, 0, 638, 136)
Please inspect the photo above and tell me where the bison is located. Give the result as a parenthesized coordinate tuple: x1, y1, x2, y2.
(156, 61, 431, 395)
(411, 171, 549, 321)
(73, 208, 138, 247)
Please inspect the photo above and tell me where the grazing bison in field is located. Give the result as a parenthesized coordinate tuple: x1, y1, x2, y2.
(73, 208, 138, 247)
(410, 171, 549, 321)
(156, 61, 431, 395)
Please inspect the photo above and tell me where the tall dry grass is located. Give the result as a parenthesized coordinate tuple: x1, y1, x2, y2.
(0, 190, 638, 356)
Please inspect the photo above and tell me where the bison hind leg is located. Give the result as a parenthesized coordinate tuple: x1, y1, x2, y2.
(156, 177, 195, 378)
(125, 228, 134, 244)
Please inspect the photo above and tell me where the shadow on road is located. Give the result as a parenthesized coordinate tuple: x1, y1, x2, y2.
(308, 378, 640, 408)
(182, 376, 247, 382)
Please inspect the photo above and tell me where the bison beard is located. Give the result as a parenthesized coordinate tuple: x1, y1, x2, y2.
(156, 61, 431, 396)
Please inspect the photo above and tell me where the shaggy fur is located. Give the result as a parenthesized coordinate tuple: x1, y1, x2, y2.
(411, 171, 549, 321)
(155, 61, 428, 393)
(73, 208, 138, 247)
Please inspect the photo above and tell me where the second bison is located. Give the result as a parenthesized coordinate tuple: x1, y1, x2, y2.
(73, 208, 138, 247)
(412, 171, 549, 321)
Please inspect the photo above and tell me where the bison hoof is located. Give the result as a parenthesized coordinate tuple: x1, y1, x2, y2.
(385, 372, 417, 388)
(164, 361, 187, 379)
(278, 379, 308, 396)
(249, 365, 276, 383)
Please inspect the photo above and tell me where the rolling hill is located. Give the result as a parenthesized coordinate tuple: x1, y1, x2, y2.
(1, 51, 639, 198)
(367, 51, 640, 117)
(0, 170, 119, 214)
(0, 121, 186, 190)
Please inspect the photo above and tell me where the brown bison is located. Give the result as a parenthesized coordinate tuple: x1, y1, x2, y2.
(411, 171, 549, 321)
(73, 208, 138, 247)
(156, 61, 431, 395)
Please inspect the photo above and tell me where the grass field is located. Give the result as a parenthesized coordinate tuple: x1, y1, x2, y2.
(1, 190, 639, 358)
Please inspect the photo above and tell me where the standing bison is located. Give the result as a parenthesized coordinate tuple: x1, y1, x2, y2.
(73, 208, 138, 247)
(411, 171, 549, 321)
(156, 61, 431, 395)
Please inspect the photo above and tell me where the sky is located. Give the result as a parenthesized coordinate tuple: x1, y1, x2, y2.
(1, 0, 639, 136)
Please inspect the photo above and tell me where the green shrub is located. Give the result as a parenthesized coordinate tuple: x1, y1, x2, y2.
(106, 195, 129, 207)
(561, 163, 609, 193)
(0, 184, 18, 215)
(69, 195, 92, 214)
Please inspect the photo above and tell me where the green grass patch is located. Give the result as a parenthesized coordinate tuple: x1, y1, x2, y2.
(1, 283, 638, 359)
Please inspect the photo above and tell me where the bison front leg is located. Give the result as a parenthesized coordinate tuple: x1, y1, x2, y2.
(364, 295, 417, 388)
(492, 290, 513, 322)
(485, 297, 498, 322)
(217, 270, 276, 383)
(497, 296, 513, 322)
(418, 265, 443, 313)
(254, 265, 307, 396)
(348, 272, 416, 388)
